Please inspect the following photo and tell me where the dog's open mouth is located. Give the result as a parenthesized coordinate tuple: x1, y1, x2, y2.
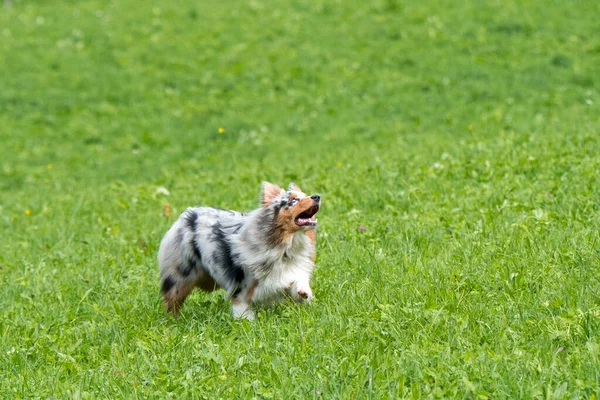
(295, 204, 319, 227)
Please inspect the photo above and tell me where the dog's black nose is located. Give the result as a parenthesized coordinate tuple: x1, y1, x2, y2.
(310, 194, 320, 202)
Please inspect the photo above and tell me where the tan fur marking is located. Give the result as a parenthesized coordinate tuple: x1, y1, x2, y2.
(195, 272, 220, 292)
(246, 280, 259, 302)
(305, 229, 316, 245)
(271, 209, 294, 244)
(305, 230, 317, 262)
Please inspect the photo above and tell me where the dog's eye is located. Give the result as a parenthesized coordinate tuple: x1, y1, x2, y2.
(288, 198, 299, 206)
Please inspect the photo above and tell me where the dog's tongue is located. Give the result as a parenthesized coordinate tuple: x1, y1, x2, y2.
(296, 217, 314, 226)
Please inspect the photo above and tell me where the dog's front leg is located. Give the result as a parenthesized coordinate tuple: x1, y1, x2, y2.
(230, 279, 258, 320)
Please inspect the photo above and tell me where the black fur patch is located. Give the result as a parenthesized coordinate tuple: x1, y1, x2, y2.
(273, 201, 285, 216)
(211, 222, 245, 285)
(161, 276, 176, 294)
(178, 210, 202, 277)
(184, 209, 198, 233)
(191, 238, 202, 259)
(235, 268, 245, 282)
(179, 242, 201, 277)
(232, 287, 242, 298)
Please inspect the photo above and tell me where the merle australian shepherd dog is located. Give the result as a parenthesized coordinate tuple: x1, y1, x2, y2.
(158, 182, 320, 319)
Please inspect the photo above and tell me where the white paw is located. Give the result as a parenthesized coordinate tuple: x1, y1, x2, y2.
(232, 304, 255, 320)
(290, 282, 313, 303)
(240, 310, 255, 320)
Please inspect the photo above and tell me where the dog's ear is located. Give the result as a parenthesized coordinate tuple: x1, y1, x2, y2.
(260, 182, 282, 207)
(288, 182, 302, 192)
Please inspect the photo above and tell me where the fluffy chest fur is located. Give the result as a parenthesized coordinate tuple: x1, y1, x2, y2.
(242, 231, 315, 303)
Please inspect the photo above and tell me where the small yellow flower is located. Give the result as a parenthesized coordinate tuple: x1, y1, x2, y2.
(25, 209, 31, 215)
(337, 162, 342, 167)
(467, 124, 473, 131)
(218, 127, 224, 134)
(47, 164, 53, 169)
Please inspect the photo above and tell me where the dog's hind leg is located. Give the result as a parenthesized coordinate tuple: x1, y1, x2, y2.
(161, 267, 220, 317)
(160, 275, 196, 317)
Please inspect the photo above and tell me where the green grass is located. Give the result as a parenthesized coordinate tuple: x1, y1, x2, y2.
(1, 0, 600, 397)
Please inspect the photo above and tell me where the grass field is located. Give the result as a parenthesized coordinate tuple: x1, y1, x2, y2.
(1, 0, 600, 398)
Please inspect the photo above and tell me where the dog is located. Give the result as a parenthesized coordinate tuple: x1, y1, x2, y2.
(158, 182, 320, 319)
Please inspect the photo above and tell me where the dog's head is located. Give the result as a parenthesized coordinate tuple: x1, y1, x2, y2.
(260, 181, 320, 233)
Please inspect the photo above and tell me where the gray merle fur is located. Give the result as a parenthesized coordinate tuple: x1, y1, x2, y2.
(158, 182, 320, 319)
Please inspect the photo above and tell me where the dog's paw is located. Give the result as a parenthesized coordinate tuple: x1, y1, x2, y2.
(232, 303, 255, 320)
(290, 282, 313, 303)
(240, 310, 255, 320)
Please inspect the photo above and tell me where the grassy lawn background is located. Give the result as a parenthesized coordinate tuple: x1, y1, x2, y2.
(1, 0, 599, 397)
